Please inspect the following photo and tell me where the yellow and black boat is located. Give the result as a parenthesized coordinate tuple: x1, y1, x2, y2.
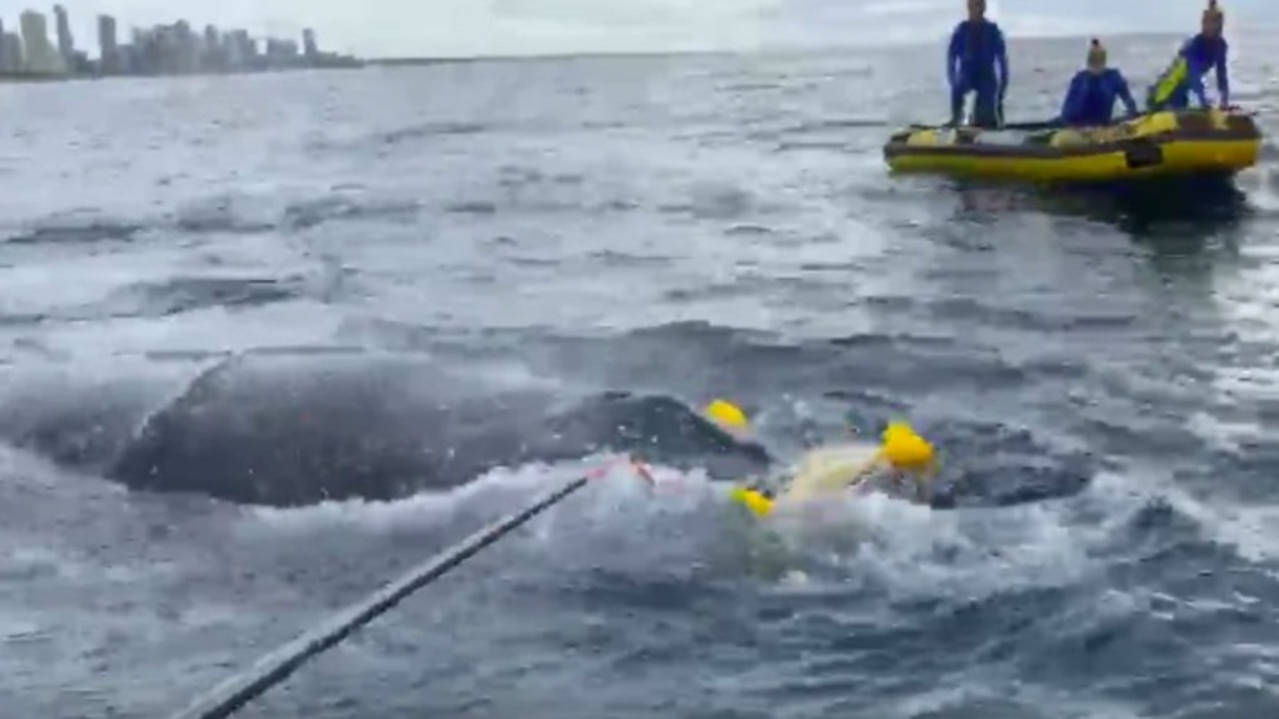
(883, 108, 1261, 183)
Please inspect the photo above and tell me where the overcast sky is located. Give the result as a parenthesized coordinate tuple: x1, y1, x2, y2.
(0, 0, 1273, 58)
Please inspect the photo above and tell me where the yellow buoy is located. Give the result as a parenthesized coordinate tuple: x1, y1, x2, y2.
(879, 422, 935, 472)
(705, 399, 749, 431)
(729, 486, 773, 517)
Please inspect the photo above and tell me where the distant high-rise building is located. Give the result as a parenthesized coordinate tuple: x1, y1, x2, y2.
(172, 20, 198, 73)
(115, 42, 136, 74)
(153, 23, 177, 73)
(302, 28, 317, 58)
(201, 25, 221, 71)
(0, 32, 22, 73)
(19, 10, 62, 74)
(53, 5, 74, 67)
(221, 34, 239, 69)
(131, 27, 158, 74)
(223, 29, 254, 70)
(0, 21, 13, 74)
(265, 36, 301, 66)
(98, 14, 118, 74)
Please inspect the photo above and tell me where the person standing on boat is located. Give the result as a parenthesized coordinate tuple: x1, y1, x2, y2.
(1058, 39, 1139, 126)
(946, 0, 1009, 128)
(1146, 0, 1231, 111)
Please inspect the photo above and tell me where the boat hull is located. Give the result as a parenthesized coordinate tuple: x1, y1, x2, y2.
(883, 109, 1261, 183)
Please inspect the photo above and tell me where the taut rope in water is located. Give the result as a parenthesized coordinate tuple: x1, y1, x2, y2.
(168, 457, 647, 719)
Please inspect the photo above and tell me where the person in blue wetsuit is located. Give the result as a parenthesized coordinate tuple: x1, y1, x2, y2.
(946, 0, 1009, 128)
(1058, 39, 1138, 127)
(1146, 0, 1230, 111)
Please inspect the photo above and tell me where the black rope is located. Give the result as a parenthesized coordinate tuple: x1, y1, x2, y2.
(168, 469, 602, 719)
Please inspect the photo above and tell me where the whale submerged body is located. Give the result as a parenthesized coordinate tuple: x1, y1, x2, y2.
(0, 354, 772, 508)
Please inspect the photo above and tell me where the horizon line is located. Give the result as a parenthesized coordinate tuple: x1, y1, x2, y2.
(359, 27, 1235, 66)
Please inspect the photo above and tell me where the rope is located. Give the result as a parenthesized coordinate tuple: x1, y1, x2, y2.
(168, 456, 644, 719)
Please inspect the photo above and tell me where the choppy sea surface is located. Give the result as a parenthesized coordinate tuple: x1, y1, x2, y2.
(4, 29, 1279, 719)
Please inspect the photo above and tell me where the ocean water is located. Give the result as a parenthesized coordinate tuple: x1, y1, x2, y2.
(4, 28, 1279, 719)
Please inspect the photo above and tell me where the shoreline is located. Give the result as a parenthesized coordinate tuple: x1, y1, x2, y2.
(0, 59, 366, 83)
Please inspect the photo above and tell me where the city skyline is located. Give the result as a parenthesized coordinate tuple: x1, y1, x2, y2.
(81, 0, 1268, 58)
(0, 4, 360, 78)
(1, 1, 1276, 65)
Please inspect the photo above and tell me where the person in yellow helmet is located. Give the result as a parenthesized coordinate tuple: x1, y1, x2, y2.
(701, 399, 937, 517)
(730, 420, 936, 517)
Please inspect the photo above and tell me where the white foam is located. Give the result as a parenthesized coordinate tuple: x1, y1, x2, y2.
(235, 453, 645, 540)
(740, 466, 1178, 607)
(219, 438, 1279, 610)
(1186, 410, 1260, 454)
(1199, 251, 1279, 455)
(1166, 491, 1279, 565)
(1093, 465, 1279, 565)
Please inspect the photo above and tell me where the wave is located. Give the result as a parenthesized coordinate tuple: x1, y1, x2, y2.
(0, 191, 426, 248)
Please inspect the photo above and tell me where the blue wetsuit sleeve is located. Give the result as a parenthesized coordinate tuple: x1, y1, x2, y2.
(1113, 71, 1138, 116)
(1059, 73, 1082, 123)
(1217, 40, 1230, 105)
(1183, 44, 1210, 107)
(992, 24, 1009, 96)
(946, 24, 962, 86)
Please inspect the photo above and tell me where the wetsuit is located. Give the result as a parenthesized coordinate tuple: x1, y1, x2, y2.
(1146, 34, 1230, 111)
(1059, 69, 1138, 126)
(947, 18, 1009, 128)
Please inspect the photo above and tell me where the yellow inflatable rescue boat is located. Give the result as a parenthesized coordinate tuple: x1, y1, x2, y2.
(883, 108, 1261, 183)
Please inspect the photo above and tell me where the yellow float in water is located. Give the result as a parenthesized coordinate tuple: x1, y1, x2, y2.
(729, 485, 775, 517)
(882, 108, 1260, 183)
(705, 399, 749, 431)
(729, 421, 936, 519)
